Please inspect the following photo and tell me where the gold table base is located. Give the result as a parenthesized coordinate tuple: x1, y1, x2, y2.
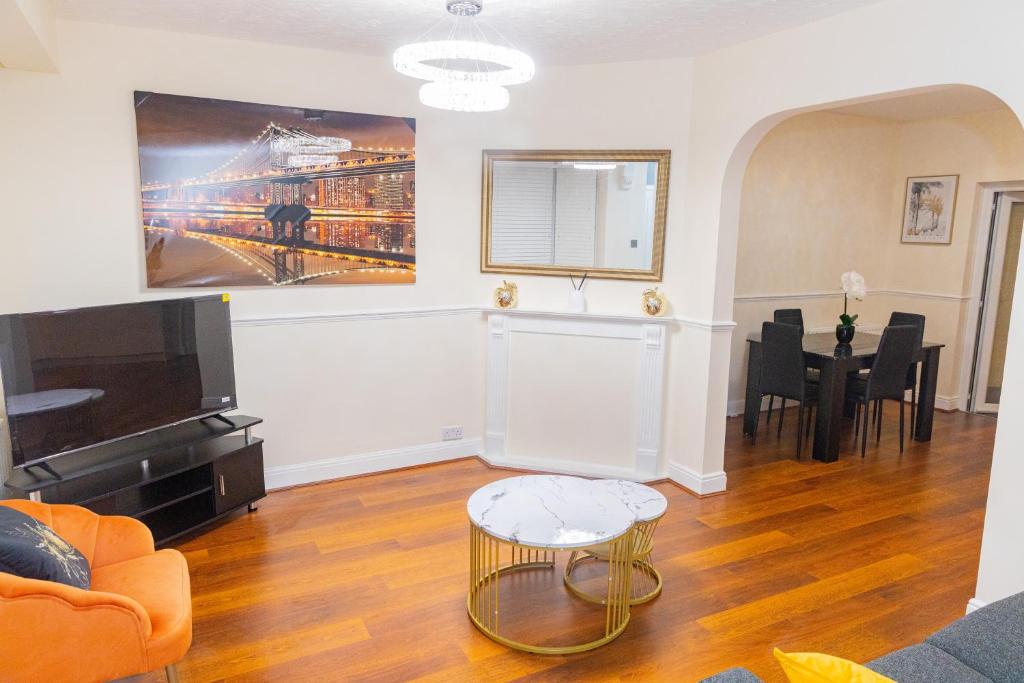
(467, 522, 634, 654)
(563, 517, 662, 606)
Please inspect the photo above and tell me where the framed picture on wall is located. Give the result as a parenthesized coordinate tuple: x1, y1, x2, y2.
(134, 92, 416, 287)
(901, 174, 959, 244)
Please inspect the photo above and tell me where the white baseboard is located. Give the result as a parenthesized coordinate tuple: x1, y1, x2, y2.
(264, 438, 483, 490)
(264, 439, 729, 498)
(479, 452, 659, 482)
(966, 597, 987, 614)
(727, 397, 762, 417)
(667, 462, 727, 495)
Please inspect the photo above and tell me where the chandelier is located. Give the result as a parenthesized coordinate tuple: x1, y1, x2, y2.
(394, 0, 535, 112)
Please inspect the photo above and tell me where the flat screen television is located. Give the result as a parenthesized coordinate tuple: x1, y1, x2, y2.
(0, 295, 237, 469)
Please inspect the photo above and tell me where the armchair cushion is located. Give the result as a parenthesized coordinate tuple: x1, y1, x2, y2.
(0, 506, 90, 589)
(0, 499, 155, 568)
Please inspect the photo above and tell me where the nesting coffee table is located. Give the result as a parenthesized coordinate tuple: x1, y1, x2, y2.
(466, 475, 667, 654)
(564, 479, 668, 605)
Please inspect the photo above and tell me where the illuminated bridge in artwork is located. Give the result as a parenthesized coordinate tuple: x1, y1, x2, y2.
(141, 123, 416, 285)
(140, 123, 416, 196)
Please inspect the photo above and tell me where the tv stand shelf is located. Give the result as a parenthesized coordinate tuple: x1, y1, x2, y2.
(3, 415, 266, 546)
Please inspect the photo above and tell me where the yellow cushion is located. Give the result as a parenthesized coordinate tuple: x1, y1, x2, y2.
(773, 649, 895, 683)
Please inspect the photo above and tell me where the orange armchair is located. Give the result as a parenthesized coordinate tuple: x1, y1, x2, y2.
(0, 500, 192, 683)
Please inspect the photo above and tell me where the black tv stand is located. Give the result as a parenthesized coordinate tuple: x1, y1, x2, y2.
(24, 460, 63, 481)
(203, 413, 236, 429)
(3, 415, 265, 547)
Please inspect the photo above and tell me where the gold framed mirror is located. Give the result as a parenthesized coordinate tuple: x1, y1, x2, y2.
(481, 149, 670, 281)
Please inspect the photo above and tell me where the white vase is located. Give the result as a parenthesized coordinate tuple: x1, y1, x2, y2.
(568, 289, 586, 313)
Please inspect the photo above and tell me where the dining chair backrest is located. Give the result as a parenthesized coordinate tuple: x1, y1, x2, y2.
(760, 321, 807, 399)
(773, 308, 805, 335)
(888, 311, 925, 385)
(888, 312, 925, 348)
(866, 325, 918, 400)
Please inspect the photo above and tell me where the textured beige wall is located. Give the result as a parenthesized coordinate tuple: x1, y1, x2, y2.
(882, 110, 1024, 296)
(730, 108, 1024, 408)
(735, 112, 898, 295)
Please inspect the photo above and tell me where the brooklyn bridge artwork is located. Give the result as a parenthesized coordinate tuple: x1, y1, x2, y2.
(134, 92, 416, 287)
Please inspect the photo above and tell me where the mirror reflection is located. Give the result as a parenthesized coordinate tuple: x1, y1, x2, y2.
(482, 151, 669, 280)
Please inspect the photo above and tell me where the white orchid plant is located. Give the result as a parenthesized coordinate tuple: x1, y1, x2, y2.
(839, 270, 866, 328)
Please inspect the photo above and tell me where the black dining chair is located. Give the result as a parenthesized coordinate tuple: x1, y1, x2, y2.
(875, 312, 925, 438)
(754, 321, 818, 458)
(848, 325, 918, 457)
(773, 308, 805, 334)
(767, 308, 808, 431)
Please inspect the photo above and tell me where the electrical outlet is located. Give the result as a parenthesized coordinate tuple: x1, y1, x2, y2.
(441, 425, 464, 441)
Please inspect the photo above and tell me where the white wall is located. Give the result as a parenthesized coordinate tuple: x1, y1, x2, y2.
(729, 107, 1024, 412)
(0, 20, 695, 484)
(679, 0, 1024, 606)
(0, 0, 58, 71)
(506, 332, 640, 470)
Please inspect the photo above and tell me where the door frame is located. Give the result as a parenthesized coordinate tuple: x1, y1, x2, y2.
(962, 182, 1024, 412)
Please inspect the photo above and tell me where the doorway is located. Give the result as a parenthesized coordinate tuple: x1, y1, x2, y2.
(971, 191, 1024, 413)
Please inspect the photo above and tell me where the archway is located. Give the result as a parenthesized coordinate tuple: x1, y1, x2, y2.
(721, 83, 1023, 452)
(710, 84, 1024, 621)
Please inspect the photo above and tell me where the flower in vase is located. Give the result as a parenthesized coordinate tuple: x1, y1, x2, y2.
(839, 271, 866, 327)
(841, 271, 866, 300)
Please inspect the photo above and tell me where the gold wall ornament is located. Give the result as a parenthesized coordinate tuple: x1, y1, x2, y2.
(493, 280, 518, 308)
(641, 288, 666, 316)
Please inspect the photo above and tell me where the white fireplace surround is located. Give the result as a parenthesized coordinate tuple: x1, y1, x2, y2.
(481, 308, 673, 483)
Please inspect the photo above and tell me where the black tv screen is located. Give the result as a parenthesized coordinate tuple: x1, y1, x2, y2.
(0, 295, 237, 468)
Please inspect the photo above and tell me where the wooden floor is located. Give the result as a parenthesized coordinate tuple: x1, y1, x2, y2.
(146, 409, 995, 682)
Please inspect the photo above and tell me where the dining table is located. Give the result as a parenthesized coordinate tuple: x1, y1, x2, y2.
(743, 331, 943, 462)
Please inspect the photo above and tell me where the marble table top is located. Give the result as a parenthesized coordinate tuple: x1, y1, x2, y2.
(592, 479, 668, 522)
(467, 475, 665, 549)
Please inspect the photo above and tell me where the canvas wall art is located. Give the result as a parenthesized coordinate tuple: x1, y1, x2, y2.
(134, 92, 416, 287)
(901, 174, 958, 244)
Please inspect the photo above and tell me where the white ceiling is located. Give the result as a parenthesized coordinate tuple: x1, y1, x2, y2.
(828, 86, 1008, 121)
(54, 0, 888, 66)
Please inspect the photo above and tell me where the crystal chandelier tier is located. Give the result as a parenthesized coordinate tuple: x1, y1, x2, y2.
(394, 0, 535, 112)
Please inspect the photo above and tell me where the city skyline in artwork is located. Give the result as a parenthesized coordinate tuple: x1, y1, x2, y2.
(134, 92, 416, 287)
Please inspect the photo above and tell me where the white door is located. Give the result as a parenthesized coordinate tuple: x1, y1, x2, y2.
(973, 192, 1024, 413)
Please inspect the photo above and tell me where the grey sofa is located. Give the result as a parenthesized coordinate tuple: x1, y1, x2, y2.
(701, 592, 1023, 682)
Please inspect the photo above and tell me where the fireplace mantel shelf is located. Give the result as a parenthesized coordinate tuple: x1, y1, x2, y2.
(485, 308, 674, 325)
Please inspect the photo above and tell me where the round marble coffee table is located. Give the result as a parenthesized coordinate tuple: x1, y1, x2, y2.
(563, 479, 668, 605)
(466, 475, 638, 654)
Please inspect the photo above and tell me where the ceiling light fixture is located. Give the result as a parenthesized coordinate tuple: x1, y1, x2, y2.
(394, 0, 534, 112)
